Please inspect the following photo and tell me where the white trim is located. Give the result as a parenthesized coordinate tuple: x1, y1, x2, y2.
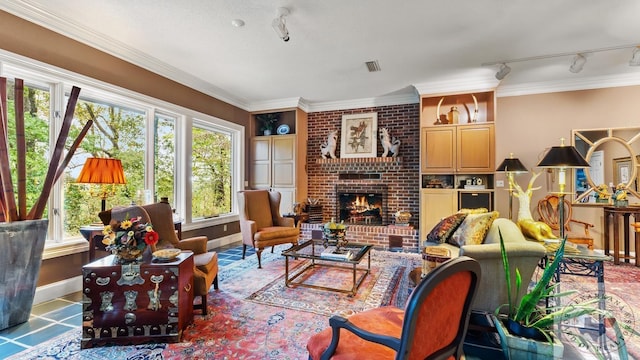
(33, 275, 82, 305)
(413, 76, 500, 96)
(207, 233, 242, 251)
(496, 72, 640, 97)
(42, 239, 88, 260)
(308, 93, 419, 112)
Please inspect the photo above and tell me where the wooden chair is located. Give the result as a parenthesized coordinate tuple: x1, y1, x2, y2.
(537, 194, 595, 249)
(306, 256, 481, 360)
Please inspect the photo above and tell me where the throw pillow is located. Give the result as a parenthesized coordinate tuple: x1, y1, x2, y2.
(426, 213, 467, 244)
(448, 211, 499, 247)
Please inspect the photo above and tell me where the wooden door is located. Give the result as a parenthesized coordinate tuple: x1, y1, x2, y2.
(457, 124, 494, 173)
(421, 126, 455, 173)
(420, 189, 458, 240)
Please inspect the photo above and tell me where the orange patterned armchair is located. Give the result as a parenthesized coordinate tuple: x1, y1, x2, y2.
(306, 256, 481, 360)
(237, 190, 299, 268)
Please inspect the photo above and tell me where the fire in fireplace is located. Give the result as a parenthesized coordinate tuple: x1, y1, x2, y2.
(337, 192, 385, 225)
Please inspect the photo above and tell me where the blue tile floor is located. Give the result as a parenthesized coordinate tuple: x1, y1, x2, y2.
(0, 241, 251, 358)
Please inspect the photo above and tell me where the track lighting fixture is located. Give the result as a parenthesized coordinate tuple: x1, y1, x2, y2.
(272, 7, 290, 42)
(630, 47, 640, 66)
(495, 63, 511, 80)
(569, 54, 587, 73)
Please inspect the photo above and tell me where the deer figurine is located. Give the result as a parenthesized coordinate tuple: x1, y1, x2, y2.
(509, 171, 557, 241)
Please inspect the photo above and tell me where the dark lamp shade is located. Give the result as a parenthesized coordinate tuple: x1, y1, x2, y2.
(76, 158, 127, 184)
(496, 158, 528, 173)
(537, 146, 590, 168)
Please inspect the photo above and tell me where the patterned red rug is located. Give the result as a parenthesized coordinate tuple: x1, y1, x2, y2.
(8, 246, 419, 360)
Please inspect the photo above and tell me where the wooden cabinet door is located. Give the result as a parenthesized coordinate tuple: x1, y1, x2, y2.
(250, 137, 272, 188)
(421, 126, 456, 173)
(271, 135, 296, 188)
(457, 124, 494, 172)
(420, 189, 458, 241)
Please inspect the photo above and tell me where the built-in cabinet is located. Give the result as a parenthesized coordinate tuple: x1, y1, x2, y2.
(248, 108, 308, 215)
(419, 90, 497, 238)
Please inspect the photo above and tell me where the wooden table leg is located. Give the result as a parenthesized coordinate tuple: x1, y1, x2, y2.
(613, 213, 620, 265)
(604, 210, 610, 256)
(624, 214, 631, 263)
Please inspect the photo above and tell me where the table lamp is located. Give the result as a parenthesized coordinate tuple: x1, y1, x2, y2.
(76, 157, 127, 212)
(537, 138, 590, 239)
(496, 153, 528, 220)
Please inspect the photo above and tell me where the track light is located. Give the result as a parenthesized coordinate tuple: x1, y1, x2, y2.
(272, 7, 290, 42)
(495, 63, 511, 80)
(569, 54, 587, 73)
(630, 47, 640, 66)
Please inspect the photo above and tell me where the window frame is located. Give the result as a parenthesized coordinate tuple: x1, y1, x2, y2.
(0, 50, 244, 252)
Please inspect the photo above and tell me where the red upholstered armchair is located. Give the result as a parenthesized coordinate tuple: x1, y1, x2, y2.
(237, 190, 299, 268)
(307, 256, 481, 360)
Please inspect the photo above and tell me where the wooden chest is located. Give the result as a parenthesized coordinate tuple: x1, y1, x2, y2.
(81, 252, 194, 348)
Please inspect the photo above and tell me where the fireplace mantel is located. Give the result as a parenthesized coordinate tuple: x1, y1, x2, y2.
(315, 157, 403, 173)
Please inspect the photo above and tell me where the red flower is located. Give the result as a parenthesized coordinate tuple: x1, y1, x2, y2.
(144, 230, 159, 246)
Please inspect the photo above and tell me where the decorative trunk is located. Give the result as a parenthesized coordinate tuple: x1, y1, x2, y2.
(0, 219, 48, 330)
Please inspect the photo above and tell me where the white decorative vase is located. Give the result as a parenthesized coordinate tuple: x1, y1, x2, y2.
(493, 315, 564, 360)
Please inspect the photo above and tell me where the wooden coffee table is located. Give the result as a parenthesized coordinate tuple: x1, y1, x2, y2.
(281, 239, 373, 296)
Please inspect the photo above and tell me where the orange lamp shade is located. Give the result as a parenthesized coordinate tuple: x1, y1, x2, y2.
(76, 158, 126, 184)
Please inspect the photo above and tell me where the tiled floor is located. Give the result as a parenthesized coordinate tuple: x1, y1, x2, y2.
(0, 241, 250, 358)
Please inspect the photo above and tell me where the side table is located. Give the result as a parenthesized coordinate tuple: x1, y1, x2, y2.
(81, 252, 194, 348)
(80, 225, 107, 261)
(603, 206, 640, 266)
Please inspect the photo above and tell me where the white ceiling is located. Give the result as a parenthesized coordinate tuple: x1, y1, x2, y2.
(2, 0, 640, 112)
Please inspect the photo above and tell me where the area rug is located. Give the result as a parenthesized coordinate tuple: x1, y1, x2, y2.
(549, 261, 640, 360)
(9, 246, 420, 360)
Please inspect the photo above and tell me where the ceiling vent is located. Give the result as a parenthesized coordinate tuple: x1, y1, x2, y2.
(365, 60, 381, 72)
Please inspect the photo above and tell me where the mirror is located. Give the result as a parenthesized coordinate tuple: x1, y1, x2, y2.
(573, 127, 640, 205)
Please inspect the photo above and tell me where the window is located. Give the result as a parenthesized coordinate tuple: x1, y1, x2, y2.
(191, 121, 233, 220)
(0, 54, 243, 250)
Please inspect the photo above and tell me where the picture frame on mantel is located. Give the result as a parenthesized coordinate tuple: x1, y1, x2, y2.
(340, 112, 377, 158)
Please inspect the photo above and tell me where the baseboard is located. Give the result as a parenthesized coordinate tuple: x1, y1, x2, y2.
(207, 233, 242, 250)
(33, 275, 83, 305)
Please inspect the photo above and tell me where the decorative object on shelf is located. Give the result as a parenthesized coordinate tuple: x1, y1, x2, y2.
(0, 78, 92, 331)
(340, 112, 377, 158)
(435, 94, 479, 125)
(393, 210, 411, 226)
(320, 130, 338, 159)
(256, 112, 281, 136)
(322, 218, 348, 251)
(276, 124, 290, 135)
(379, 127, 401, 157)
(76, 157, 127, 212)
(103, 215, 158, 263)
(447, 106, 459, 124)
(614, 183, 629, 207)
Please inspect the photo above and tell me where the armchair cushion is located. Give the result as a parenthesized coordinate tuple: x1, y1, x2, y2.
(448, 211, 498, 247)
(254, 226, 300, 241)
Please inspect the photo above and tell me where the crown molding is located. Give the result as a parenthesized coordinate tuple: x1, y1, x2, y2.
(0, 0, 250, 110)
(304, 93, 419, 113)
(246, 98, 307, 113)
(413, 75, 500, 96)
(496, 72, 640, 97)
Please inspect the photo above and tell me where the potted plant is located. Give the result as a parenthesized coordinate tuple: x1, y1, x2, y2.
(256, 112, 280, 135)
(0, 78, 92, 330)
(494, 229, 634, 359)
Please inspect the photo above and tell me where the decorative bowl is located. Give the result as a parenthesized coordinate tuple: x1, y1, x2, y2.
(152, 248, 181, 261)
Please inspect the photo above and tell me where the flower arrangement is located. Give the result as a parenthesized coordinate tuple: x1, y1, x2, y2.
(255, 112, 281, 133)
(102, 215, 159, 261)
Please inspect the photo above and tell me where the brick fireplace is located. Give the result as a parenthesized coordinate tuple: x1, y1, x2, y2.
(305, 104, 421, 250)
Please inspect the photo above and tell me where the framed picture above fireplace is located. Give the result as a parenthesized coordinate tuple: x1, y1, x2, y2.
(340, 112, 378, 158)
